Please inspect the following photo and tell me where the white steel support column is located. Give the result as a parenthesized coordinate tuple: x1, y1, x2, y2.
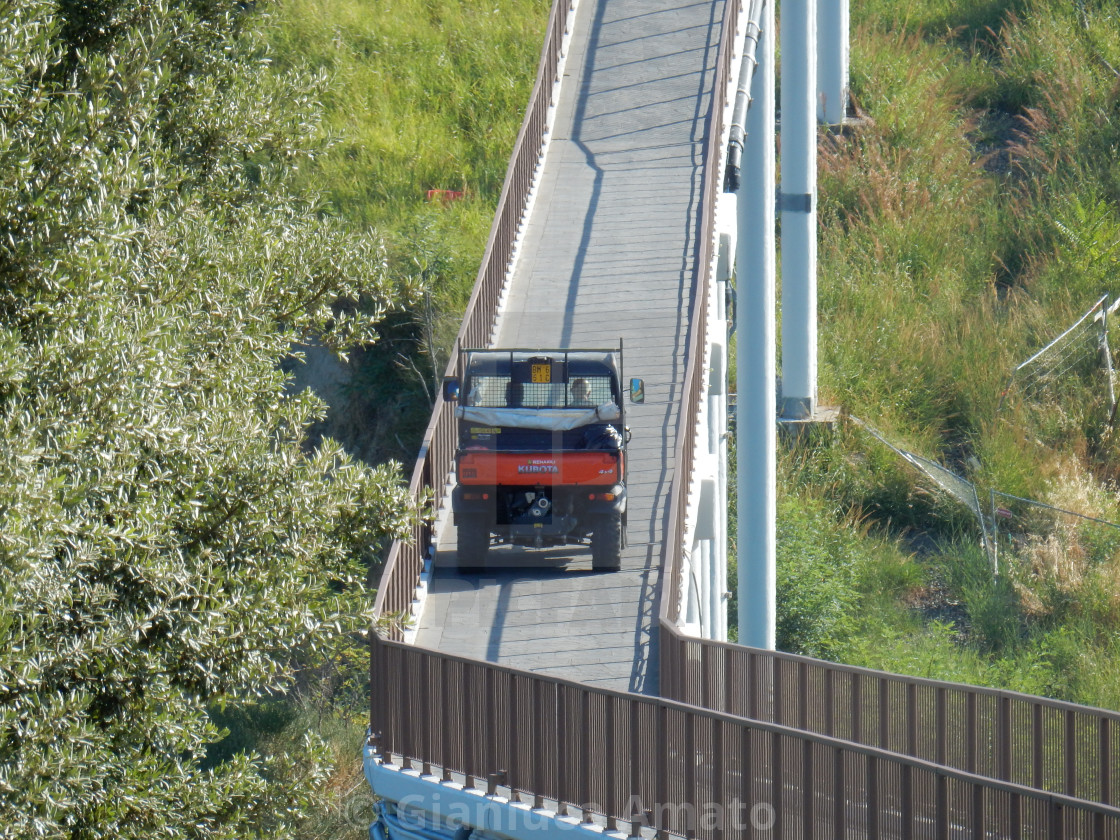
(780, 0, 818, 420)
(694, 460, 718, 639)
(700, 538, 712, 638)
(717, 336, 729, 641)
(708, 335, 727, 641)
(736, 0, 776, 650)
(817, 0, 849, 125)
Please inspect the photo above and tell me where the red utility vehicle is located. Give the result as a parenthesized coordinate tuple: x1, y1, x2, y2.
(443, 346, 642, 571)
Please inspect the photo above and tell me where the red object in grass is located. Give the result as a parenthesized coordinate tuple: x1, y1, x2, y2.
(426, 189, 464, 205)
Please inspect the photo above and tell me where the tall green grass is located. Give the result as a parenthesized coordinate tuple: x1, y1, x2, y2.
(789, 0, 1120, 707)
(270, 0, 546, 223)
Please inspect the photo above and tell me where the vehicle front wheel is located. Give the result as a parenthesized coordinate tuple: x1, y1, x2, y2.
(591, 513, 622, 571)
(457, 515, 490, 571)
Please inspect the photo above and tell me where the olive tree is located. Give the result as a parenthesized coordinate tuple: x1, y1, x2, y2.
(0, 2, 413, 836)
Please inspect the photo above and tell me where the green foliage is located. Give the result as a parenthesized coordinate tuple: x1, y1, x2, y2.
(759, 0, 1120, 708)
(774, 498, 862, 658)
(258, 0, 548, 463)
(0, 1, 415, 837)
(942, 541, 1024, 652)
(268, 0, 548, 226)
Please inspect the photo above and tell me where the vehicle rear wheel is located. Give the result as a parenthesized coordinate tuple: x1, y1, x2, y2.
(457, 515, 490, 571)
(591, 513, 622, 571)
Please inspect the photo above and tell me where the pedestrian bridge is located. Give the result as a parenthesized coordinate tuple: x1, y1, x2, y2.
(366, 0, 1120, 837)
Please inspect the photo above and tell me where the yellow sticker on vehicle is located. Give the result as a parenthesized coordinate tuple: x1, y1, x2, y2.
(470, 427, 500, 434)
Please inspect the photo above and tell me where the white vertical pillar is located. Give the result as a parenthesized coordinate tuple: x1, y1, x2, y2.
(699, 538, 712, 638)
(708, 338, 726, 640)
(716, 344, 728, 641)
(780, 0, 818, 420)
(737, 0, 776, 650)
(817, 0, 849, 125)
(685, 554, 701, 630)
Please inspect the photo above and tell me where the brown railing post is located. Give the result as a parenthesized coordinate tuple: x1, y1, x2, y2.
(531, 678, 544, 808)
(684, 713, 696, 838)
(773, 658, 784, 726)
(878, 677, 890, 751)
(725, 645, 734, 716)
(800, 739, 812, 840)
(483, 665, 494, 785)
(463, 661, 475, 790)
(747, 650, 758, 720)
(972, 781, 984, 837)
(906, 681, 917, 757)
(771, 729, 783, 838)
(741, 720, 753, 840)
(440, 656, 452, 781)
(656, 704, 668, 839)
(935, 687, 947, 767)
(935, 773, 948, 840)
(699, 641, 710, 710)
(629, 699, 640, 821)
(866, 755, 879, 838)
(605, 696, 617, 831)
(999, 695, 1012, 781)
(557, 684, 568, 813)
(1033, 702, 1044, 790)
(1065, 708, 1077, 797)
(798, 660, 809, 732)
(1050, 799, 1064, 840)
(852, 673, 862, 745)
(1102, 717, 1112, 805)
(900, 763, 913, 840)
(711, 718, 724, 840)
(967, 691, 978, 775)
(580, 690, 592, 823)
(367, 639, 384, 749)
(822, 667, 834, 737)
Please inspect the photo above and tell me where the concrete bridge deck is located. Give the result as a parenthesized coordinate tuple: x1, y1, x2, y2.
(414, 0, 726, 692)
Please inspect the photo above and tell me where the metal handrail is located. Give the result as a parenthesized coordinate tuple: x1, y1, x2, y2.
(660, 627, 1120, 806)
(371, 633, 1120, 840)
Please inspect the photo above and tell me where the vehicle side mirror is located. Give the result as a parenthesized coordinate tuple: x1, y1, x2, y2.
(630, 378, 645, 404)
(442, 377, 460, 402)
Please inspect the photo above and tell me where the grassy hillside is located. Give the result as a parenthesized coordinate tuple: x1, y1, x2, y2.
(770, 0, 1120, 710)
